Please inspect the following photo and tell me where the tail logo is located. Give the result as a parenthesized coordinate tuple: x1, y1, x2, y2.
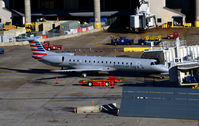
(29, 40, 47, 59)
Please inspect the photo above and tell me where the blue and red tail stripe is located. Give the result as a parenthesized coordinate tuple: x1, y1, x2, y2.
(29, 40, 47, 59)
(32, 53, 47, 56)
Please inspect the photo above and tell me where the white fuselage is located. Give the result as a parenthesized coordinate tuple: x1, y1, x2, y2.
(41, 54, 168, 73)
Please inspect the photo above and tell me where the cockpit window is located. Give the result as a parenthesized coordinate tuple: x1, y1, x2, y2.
(151, 61, 159, 65)
(151, 62, 155, 65)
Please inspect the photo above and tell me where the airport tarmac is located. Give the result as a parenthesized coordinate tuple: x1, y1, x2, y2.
(0, 28, 199, 126)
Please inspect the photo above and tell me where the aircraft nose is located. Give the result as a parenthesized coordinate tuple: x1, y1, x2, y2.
(159, 65, 169, 73)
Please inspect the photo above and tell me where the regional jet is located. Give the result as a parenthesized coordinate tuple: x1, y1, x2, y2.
(29, 40, 168, 77)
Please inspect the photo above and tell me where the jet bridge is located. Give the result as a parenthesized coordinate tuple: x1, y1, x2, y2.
(141, 38, 199, 86)
(169, 62, 199, 86)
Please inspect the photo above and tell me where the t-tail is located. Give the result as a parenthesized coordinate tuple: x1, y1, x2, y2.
(29, 40, 52, 59)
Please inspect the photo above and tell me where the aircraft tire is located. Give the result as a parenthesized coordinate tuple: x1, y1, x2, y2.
(88, 82, 93, 87)
(160, 76, 164, 79)
(105, 82, 109, 87)
(82, 73, 87, 78)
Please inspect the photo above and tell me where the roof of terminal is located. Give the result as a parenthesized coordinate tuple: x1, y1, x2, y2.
(176, 61, 199, 70)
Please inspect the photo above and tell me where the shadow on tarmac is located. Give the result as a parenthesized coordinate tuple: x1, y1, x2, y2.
(0, 67, 53, 74)
(0, 67, 165, 80)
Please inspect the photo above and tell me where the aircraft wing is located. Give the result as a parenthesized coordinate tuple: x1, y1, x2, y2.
(52, 68, 102, 72)
(52, 65, 116, 72)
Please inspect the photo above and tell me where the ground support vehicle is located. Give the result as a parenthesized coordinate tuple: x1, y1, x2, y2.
(0, 48, 4, 54)
(138, 39, 161, 45)
(78, 76, 124, 87)
(167, 32, 179, 39)
(3, 25, 15, 31)
(145, 35, 162, 41)
(43, 41, 63, 51)
(111, 36, 134, 45)
(25, 23, 35, 33)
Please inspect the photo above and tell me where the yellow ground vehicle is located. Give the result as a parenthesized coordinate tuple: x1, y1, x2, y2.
(184, 23, 192, 27)
(144, 35, 162, 41)
(25, 23, 35, 33)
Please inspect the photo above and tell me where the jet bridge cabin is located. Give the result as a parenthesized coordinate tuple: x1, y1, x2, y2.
(169, 62, 199, 86)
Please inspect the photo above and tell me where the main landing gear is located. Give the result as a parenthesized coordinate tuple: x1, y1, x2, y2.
(81, 73, 87, 78)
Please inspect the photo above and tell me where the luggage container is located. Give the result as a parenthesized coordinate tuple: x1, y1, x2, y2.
(59, 21, 80, 32)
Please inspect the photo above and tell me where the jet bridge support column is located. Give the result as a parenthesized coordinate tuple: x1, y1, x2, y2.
(24, 0, 31, 23)
(195, 0, 199, 27)
(94, 0, 101, 29)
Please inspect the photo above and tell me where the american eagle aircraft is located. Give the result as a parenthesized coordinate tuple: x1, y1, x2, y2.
(29, 40, 168, 77)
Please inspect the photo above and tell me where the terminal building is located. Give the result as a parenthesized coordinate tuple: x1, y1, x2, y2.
(0, 0, 11, 24)
(0, 0, 198, 27)
(146, 0, 186, 26)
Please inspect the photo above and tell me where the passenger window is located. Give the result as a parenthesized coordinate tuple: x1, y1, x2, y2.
(93, 61, 95, 63)
(101, 61, 103, 63)
(118, 62, 120, 64)
(85, 60, 87, 63)
(69, 59, 71, 62)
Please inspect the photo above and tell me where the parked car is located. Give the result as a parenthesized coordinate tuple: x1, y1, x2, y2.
(0, 48, 4, 54)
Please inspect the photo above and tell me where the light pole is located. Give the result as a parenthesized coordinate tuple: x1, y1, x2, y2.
(94, 0, 101, 28)
(24, 0, 31, 23)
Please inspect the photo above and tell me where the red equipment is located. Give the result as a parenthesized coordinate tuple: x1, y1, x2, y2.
(78, 76, 124, 87)
(167, 32, 179, 39)
(43, 41, 63, 51)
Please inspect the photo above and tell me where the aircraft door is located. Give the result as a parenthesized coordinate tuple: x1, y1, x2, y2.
(62, 56, 64, 62)
(136, 62, 139, 71)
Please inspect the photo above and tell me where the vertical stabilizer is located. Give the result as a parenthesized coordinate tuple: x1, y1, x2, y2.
(29, 40, 47, 59)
